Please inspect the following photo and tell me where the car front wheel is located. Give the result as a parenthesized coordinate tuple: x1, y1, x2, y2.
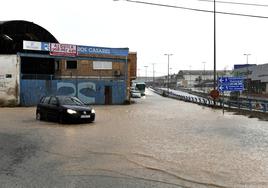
(36, 111, 42, 121)
(89, 115, 95, 123)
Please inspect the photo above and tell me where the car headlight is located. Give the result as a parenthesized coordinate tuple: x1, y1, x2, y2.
(91, 109, 95, 114)
(67, 109, 77, 114)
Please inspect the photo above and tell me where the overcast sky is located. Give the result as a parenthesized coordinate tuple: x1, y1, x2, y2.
(1, 0, 268, 76)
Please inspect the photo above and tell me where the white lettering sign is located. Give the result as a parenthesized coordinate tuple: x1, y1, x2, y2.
(23, 41, 41, 51)
(77, 46, 111, 55)
(50, 43, 77, 56)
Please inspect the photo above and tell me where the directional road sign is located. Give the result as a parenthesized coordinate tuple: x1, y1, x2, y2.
(218, 84, 244, 92)
(218, 77, 244, 92)
(218, 77, 244, 84)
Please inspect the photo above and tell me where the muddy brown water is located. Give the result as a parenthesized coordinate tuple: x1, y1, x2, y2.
(0, 90, 268, 187)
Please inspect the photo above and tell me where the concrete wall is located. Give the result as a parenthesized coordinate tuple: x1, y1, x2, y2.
(0, 55, 20, 106)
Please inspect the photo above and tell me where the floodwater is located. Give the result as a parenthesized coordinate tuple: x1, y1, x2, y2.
(0, 90, 268, 187)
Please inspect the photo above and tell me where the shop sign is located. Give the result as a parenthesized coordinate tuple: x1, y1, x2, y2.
(23, 41, 42, 51)
(77, 46, 129, 56)
(23, 41, 128, 57)
(41, 42, 50, 51)
(50, 43, 77, 57)
(23, 40, 50, 51)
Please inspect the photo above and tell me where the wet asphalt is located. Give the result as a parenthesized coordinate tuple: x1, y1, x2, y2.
(0, 90, 268, 188)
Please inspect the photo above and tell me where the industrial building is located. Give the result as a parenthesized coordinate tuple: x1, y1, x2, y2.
(0, 20, 136, 106)
(233, 64, 268, 96)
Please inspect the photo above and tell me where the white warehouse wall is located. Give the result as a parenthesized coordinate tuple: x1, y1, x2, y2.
(0, 55, 20, 106)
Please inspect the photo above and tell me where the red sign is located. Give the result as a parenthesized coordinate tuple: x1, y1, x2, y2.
(50, 43, 77, 57)
(210, 89, 220, 99)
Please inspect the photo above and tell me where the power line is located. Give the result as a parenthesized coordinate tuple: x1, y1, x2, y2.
(120, 0, 268, 19)
(197, 0, 268, 8)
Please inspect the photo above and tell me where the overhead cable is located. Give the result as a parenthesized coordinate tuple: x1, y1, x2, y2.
(123, 0, 268, 19)
(197, 0, 268, 8)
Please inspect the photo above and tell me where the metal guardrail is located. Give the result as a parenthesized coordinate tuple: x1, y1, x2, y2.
(153, 88, 268, 113)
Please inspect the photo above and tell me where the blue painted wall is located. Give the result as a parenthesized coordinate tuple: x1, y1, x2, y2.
(20, 79, 126, 106)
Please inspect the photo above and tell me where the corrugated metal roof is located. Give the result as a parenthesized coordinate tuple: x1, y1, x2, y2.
(0, 20, 58, 54)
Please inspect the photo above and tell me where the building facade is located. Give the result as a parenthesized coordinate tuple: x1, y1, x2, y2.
(0, 20, 136, 106)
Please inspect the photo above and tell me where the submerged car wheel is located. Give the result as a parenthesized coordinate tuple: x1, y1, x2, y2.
(89, 116, 95, 123)
(36, 112, 42, 121)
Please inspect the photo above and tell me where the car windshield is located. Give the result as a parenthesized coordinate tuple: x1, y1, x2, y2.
(59, 97, 84, 106)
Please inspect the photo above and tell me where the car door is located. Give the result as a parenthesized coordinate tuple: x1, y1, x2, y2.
(38, 97, 51, 120)
(47, 97, 60, 121)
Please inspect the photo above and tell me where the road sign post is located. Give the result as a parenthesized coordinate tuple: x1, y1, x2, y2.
(218, 77, 244, 114)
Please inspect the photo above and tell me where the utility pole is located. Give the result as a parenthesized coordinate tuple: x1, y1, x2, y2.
(213, 0, 217, 106)
(164, 54, 173, 94)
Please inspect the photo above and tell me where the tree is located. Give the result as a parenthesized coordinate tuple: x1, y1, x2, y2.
(195, 76, 202, 83)
(176, 70, 184, 79)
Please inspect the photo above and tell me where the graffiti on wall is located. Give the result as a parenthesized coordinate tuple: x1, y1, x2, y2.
(20, 79, 126, 106)
(57, 81, 96, 104)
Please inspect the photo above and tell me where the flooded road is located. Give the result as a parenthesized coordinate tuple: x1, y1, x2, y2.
(0, 90, 268, 187)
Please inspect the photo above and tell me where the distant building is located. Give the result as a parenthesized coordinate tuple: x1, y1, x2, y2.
(233, 64, 268, 95)
(234, 64, 256, 70)
(152, 70, 232, 91)
(171, 70, 231, 89)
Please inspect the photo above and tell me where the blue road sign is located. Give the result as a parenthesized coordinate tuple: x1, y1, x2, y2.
(218, 77, 244, 84)
(218, 77, 244, 92)
(218, 84, 244, 92)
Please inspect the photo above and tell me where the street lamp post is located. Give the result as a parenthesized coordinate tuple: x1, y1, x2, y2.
(244, 53, 251, 100)
(202, 62, 206, 81)
(189, 65, 192, 88)
(152, 63, 156, 86)
(201, 62, 206, 92)
(137, 68, 141, 77)
(144, 65, 148, 82)
(164, 54, 173, 94)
